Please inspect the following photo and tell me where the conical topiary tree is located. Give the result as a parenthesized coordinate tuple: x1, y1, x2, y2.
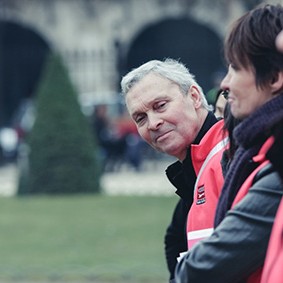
(18, 53, 101, 195)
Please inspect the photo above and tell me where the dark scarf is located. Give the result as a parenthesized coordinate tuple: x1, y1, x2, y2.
(214, 94, 283, 227)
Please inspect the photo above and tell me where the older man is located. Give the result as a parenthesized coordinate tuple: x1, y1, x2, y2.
(121, 58, 228, 282)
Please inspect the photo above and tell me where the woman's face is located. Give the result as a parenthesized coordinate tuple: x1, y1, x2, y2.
(220, 64, 274, 119)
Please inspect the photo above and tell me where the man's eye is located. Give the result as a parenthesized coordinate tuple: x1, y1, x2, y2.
(154, 101, 167, 110)
(135, 115, 145, 124)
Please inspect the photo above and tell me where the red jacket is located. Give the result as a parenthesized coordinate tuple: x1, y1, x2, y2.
(186, 120, 229, 248)
(260, 185, 283, 283)
(231, 137, 274, 283)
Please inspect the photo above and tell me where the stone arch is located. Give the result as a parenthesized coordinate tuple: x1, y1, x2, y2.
(122, 17, 225, 94)
(0, 21, 50, 127)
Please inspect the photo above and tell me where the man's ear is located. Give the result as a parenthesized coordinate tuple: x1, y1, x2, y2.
(188, 85, 202, 108)
(270, 71, 283, 94)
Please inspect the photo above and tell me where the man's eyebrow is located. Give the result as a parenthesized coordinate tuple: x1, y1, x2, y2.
(131, 111, 141, 119)
(131, 95, 170, 117)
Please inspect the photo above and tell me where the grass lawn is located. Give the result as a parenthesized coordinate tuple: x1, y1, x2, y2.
(0, 194, 177, 283)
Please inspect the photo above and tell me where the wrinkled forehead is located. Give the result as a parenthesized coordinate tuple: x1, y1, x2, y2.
(127, 73, 173, 97)
(125, 74, 179, 115)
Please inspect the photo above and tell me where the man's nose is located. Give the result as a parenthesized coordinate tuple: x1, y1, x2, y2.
(147, 113, 163, 130)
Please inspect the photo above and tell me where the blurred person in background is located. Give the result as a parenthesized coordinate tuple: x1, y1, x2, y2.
(121, 58, 229, 282)
(91, 104, 127, 171)
(213, 89, 227, 118)
(114, 108, 145, 171)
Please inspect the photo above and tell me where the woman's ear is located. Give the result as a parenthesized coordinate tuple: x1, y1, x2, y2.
(270, 71, 283, 94)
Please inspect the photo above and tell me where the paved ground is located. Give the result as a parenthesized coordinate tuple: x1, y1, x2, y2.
(0, 163, 18, 197)
(0, 160, 175, 197)
(101, 160, 175, 196)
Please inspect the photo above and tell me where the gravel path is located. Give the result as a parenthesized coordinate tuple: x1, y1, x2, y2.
(0, 160, 174, 197)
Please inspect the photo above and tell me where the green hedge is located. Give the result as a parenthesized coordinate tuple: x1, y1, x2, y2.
(18, 53, 101, 195)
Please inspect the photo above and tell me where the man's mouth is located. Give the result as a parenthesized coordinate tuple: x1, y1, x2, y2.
(154, 130, 172, 143)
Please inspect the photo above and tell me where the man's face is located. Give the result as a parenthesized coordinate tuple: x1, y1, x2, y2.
(221, 64, 274, 119)
(126, 73, 204, 161)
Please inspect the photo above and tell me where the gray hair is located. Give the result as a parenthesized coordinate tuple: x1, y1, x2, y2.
(120, 58, 212, 111)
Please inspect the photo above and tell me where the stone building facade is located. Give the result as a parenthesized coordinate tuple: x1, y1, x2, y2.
(0, 0, 281, 124)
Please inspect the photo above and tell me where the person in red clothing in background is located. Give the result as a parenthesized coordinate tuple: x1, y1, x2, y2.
(114, 109, 145, 171)
(120, 58, 229, 282)
(260, 29, 283, 283)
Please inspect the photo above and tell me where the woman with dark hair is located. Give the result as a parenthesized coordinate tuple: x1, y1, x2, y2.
(260, 29, 283, 283)
(175, 4, 283, 283)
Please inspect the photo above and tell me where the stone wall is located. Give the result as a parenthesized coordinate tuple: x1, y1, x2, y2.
(0, 0, 280, 101)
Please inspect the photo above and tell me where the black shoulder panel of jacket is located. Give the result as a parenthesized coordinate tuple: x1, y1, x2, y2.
(253, 163, 274, 184)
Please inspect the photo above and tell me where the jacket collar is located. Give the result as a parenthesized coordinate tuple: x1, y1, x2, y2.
(165, 112, 218, 202)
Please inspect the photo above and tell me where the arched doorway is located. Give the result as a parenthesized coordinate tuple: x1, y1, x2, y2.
(121, 17, 225, 94)
(0, 21, 50, 127)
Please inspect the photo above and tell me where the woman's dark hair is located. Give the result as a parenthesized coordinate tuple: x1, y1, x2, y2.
(224, 4, 283, 89)
(223, 103, 241, 160)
